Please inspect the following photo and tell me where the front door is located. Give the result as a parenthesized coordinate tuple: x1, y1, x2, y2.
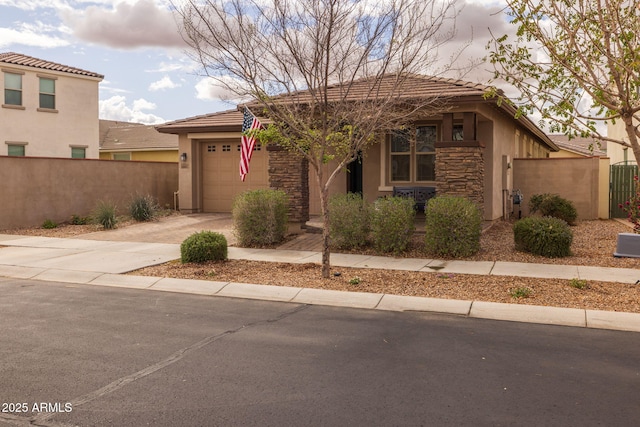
(347, 153, 363, 194)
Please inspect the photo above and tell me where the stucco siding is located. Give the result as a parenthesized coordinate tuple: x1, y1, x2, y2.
(1, 68, 100, 158)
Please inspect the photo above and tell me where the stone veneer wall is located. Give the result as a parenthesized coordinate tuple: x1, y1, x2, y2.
(267, 145, 310, 223)
(435, 142, 485, 213)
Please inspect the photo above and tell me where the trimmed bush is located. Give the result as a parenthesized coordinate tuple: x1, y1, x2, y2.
(424, 196, 482, 257)
(181, 231, 228, 263)
(328, 193, 370, 249)
(129, 194, 158, 222)
(70, 214, 90, 225)
(529, 193, 577, 225)
(513, 216, 573, 258)
(370, 196, 415, 253)
(42, 219, 58, 229)
(93, 200, 117, 230)
(233, 189, 289, 246)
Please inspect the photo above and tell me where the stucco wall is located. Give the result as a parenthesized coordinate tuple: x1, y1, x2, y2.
(99, 151, 179, 162)
(607, 120, 636, 165)
(1, 68, 101, 158)
(308, 160, 347, 216)
(0, 156, 178, 229)
(513, 157, 605, 220)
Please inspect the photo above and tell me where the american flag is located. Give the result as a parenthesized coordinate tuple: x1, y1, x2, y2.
(240, 107, 262, 182)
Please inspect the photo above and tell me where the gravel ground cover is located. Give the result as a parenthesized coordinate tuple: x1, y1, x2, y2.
(133, 219, 640, 313)
(3, 217, 640, 313)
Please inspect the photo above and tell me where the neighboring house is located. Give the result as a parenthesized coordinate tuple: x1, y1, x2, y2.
(0, 52, 103, 158)
(157, 75, 559, 223)
(99, 120, 178, 162)
(548, 135, 607, 158)
(607, 120, 637, 165)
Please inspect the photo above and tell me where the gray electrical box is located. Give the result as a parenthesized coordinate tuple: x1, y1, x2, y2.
(613, 233, 640, 258)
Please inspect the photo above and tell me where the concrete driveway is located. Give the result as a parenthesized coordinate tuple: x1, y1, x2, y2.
(77, 213, 237, 245)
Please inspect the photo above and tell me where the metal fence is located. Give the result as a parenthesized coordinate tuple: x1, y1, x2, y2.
(610, 162, 638, 218)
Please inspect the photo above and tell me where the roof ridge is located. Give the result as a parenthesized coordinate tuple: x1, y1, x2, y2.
(158, 108, 240, 126)
(0, 52, 103, 79)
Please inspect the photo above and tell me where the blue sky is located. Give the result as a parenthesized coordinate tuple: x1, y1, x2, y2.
(0, 0, 510, 125)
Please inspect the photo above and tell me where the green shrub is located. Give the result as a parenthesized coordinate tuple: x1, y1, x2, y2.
(569, 278, 589, 290)
(181, 231, 228, 263)
(513, 216, 573, 258)
(232, 189, 289, 246)
(42, 219, 58, 229)
(129, 194, 158, 222)
(93, 200, 118, 230)
(370, 196, 415, 253)
(529, 193, 577, 225)
(424, 196, 482, 257)
(70, 214, 89, 225)
(510, 286, 532, 299)
(328, 193, 370, 249)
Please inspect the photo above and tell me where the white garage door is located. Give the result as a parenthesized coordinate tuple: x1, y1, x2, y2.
(201, 140, 269, 212)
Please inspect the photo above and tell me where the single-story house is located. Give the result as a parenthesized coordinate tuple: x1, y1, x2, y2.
(548, 135, 607, 158)
(157, 75, 559, 224)
(99, 120, 178, 162)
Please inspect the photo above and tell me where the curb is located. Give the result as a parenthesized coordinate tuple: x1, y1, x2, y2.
(1, 267, 639, 333)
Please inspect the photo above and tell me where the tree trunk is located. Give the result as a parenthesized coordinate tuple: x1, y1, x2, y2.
(320, 186, 331, 279)
(624, 116, 640, 164)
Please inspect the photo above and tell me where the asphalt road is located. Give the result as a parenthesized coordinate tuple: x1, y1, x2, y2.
(1, 277, 639, 427)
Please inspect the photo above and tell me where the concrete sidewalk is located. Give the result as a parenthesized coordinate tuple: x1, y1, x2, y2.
(1, 233, 639, 333)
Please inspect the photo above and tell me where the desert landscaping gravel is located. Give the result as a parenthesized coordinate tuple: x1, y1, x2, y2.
(133, 219, 640, 314)
(4, 217, 640, 313)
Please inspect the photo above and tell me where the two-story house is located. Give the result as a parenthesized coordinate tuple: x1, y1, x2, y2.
(1, 52, 104, 158)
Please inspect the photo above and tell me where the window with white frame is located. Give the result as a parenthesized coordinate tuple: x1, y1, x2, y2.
(4, 72, 22, 106)
(390, 125, 437, 183)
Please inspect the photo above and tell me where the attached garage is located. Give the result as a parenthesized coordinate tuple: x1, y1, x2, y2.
(201, 139, 269, 212)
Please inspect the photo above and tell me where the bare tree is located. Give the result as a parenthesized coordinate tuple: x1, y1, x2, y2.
(487, 0, 640, 159)
(175, 0, 469, 278)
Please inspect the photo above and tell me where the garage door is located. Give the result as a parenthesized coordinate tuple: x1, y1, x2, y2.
(201, 140, 269, 212)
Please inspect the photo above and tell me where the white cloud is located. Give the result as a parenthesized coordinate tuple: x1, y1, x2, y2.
(145, 61, 184, 73)
(149, 75, 180, 91)
(0, 22, 70, 48)
(195, 76, 251, 103)
(62, 0, 185, 49)
(99, 95, 165, 124)
(0, 0, 72, 11)
(132, 98, 157, 111)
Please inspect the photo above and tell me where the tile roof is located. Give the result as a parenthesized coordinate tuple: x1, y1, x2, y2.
(259, 74, 493, 104)
(549, 134, 607, 157)
(156, 74, 555, 150)
(0, 52, 104, 79)
(156, 109, 245, 133)
(100, 120, 177, 151)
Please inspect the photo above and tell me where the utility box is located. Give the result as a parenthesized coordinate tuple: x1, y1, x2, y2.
(613, 233, 640, 258)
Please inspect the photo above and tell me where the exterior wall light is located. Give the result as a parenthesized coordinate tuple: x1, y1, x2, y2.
(180, 152, 187, 162)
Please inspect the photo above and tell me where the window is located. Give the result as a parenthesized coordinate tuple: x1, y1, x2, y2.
(4, 72, 22, 106)
(113, 152, 131, 161)
(7, 144, 25, 156)
(39, 77, 55, 110)
(390, 129, 411, 181)
(71, 147, 86, 159)
(390, 125, 437, 183)
(415, 126, 436, 181)
(452, 124, 464, 141)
